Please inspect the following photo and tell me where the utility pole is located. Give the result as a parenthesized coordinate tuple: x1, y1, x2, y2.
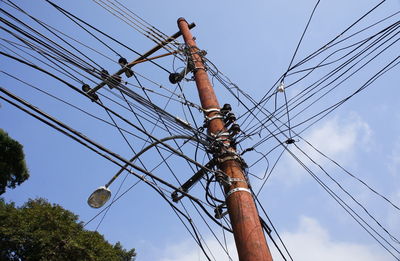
(177, 18, 273, 261)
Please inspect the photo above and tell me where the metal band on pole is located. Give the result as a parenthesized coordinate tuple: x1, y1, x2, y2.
(177, 18, 273, 261)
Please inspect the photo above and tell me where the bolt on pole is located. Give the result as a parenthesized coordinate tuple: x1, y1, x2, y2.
(177, 18, 273, 261)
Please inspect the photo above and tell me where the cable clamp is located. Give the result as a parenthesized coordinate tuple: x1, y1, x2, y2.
(228, 177, 247, 184)
(215, 138, 230, 146)
(205, 115, 224, 121)
(215, 171, 230, 186)
(214, 204, 228, 219)
(218, 154, 241, 164)
(203, 107, 220, 113)
(215, 131, 230, 142)
(215, 131, 230, 137)
(193, 66, 206, 71)
(285, 138, 297, 144)
(225, 187, 251, 198)
(175, 117, 192, 130)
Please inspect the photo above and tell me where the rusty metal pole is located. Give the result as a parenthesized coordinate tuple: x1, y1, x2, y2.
(177, 18, 273, 261)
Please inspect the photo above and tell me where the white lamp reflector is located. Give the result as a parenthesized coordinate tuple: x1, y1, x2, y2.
(87, 186, 111, 208)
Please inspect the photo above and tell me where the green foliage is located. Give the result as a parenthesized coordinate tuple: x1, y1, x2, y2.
(0, 198, 136, 261)
(0, 129, 29, 194)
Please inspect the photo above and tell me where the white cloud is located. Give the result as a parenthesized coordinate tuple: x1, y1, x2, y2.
(302, 112, 371, 164)
(158, 236, 237, 261)
(157, 216, 391, 261)
(269, 113, 372, 186)
(273, 216, 392, 261)
(387, 138, 400, 177)
(386, 190, 400, 231)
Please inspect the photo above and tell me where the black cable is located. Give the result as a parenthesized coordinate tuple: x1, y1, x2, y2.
(282, 0, 321, 80)
(243, 26, 399, 147)
(242, 0, 389, 124)
(286, 147, 400, 259)
(44, 0, 172, 73)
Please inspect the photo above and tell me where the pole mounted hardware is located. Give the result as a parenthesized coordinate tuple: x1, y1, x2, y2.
(168, 63, 193, 84)
(81, 84, 99, 102)
(82, 23, 196, 97)
(118, 57, 134, 78)
(177, 17, 273, 261)
(214, 203, 228, 219)
(171, 158, 217, 202)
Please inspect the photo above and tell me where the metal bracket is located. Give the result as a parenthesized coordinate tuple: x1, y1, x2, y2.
(171, 158, 216, 202)
(87, 23, 196, 95)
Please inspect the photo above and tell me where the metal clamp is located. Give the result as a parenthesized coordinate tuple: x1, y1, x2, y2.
(214, 204, 228, 219)
(203, 107, 220, 113)
(228, 178, 247, 184)
(225, 187, 251, 198)
(218, 154, 242, 164)
(205, 115, 224, 121)
(214, 131, 230, 138)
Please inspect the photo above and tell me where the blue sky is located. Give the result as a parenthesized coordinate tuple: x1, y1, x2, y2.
(1, 0, 400, 260)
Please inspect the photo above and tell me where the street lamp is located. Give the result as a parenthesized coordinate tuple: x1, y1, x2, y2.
(87, 186, 111, 208)
(86, 136, 204, 208)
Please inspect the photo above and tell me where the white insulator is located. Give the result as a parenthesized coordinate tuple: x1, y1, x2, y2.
(277, 82, 285, 92)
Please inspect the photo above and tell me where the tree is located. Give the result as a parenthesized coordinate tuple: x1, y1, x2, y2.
(0, 198, 136, 260)
(0, 129, 29, 194)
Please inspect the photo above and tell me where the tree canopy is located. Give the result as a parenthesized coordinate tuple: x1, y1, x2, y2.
(0, 198, 136, 260)
(0, 129, 29, 194)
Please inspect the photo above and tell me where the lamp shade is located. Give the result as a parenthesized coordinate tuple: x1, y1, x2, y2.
(87, 186, 111, 208)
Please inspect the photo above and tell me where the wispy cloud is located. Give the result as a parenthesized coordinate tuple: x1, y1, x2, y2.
(273, 216, 392, 261)
(301, 112, 371, 164)
(268, 112, 372, 186)
(157, 216, 390, 261)
(387, 138, 400, 177)
(158, 236, 237, 261)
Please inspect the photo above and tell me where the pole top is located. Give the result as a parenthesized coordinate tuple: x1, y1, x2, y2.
(177, 17, 188, 25)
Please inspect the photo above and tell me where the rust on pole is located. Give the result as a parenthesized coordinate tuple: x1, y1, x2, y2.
(177, 18, 273, 261)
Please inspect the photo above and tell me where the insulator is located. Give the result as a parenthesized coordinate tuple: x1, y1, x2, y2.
(118, 57, 128, 67)
(224, 112, 236, 124)
(277, 82, 285, 92)
(285, 138, 295, 144)
(171, 191, 179, 202)
(82, 84, 99, 102)
(220, 103, 232, 114)
(214, 207, 223, 219)
(117, 57, 133, 78)
(90, 93, 99, 102)
(229, 123, 241, 135)
(125, 68, 134, 78)
(169, 72, 184, 84)
(82, 84, 90, 92)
